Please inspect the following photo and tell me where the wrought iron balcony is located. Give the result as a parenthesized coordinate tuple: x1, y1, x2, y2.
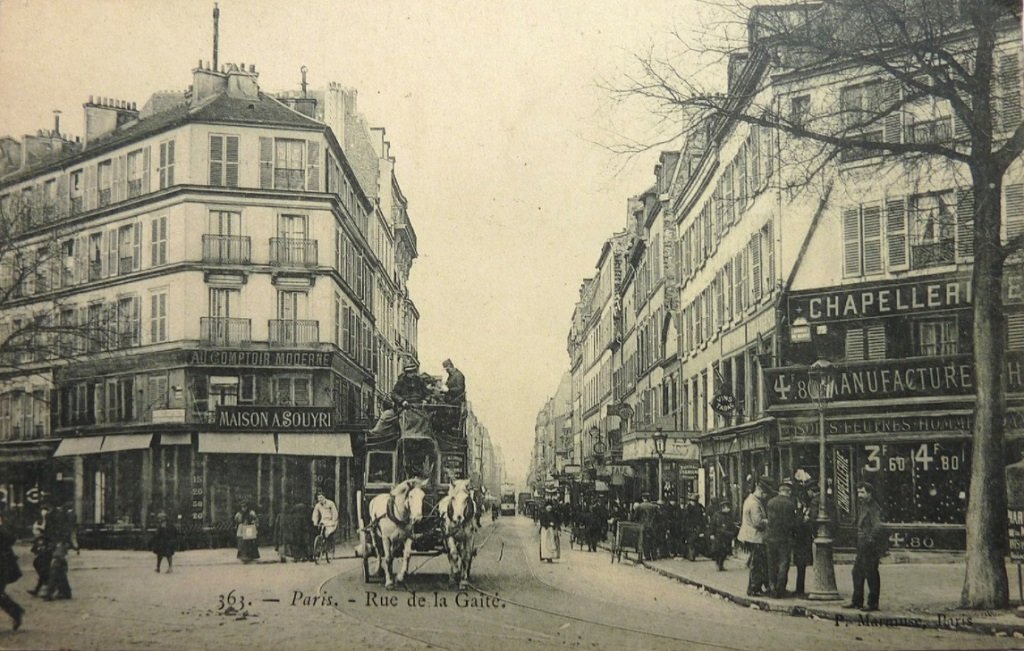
(203, 235, 251, 264)
(268, 319, 319, 346)
(269, 237, 317, 267)
(200, 317, 252, 346)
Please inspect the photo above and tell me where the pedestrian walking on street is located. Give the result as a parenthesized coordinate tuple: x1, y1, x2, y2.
(0, 512, 25, 631)
(632, 494, 659, 560)
(707, 500, 735, 571)
(844, 482, 887, 612)
(234, 501, 260, 564)
(27, 534, 51, 598)
(765, 479, 799, 598)
(793, 480, 818, 596)
(150, 512, 178, 573)
(738, 477, 771, 597)
(43, 543, 71, 601)
(538, 501, 561, 563)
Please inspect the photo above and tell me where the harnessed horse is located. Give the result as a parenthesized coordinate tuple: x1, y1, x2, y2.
(366, 478, 427, 589)
(439, 479, 477, 589)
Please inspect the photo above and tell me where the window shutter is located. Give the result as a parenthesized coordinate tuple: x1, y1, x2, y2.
(209, 135, 223, 186)
(885, 197, 908, 270)
(114, 155, 127, 202)
(866, 323, 886, 359)
(142, 146, 151, 194)
(132, 295, 142, 346)
(307, 141, 320, 192)
(750, 231, 762, 301)
(1009, 314, 1024, 350)
(132, 222, 142, 270)
(956, 187, 975, 258)
(225, 136, 239, 187)
(862, 204, 883, 274)
(883, 80, 902, 143)
(999, 52, 1022, 132)
(1006, 184, 1024, 241)
(106, 229, 117, 277)
(749, 128, 760, 191)
(842, 207, 862, 277)
(764, 222, 775, 291)
(56, 175, 68, 217)
(84, 165, 96, 210)
(75, 235, 86, 284)
(259, 137, 274, 188)
(845, 327, 865, 361)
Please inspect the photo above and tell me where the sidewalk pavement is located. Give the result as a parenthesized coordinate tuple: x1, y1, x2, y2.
(631, 550, 1024, 638)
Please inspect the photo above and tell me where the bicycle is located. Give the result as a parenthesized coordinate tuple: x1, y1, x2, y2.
(312, 523, 337, 564)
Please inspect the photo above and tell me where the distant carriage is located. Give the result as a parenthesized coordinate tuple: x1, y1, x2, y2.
(356, 401, 471, 585)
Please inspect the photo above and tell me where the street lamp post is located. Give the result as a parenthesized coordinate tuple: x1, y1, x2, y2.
(808, 359, 841, 601)
(653, 427, 668, 502)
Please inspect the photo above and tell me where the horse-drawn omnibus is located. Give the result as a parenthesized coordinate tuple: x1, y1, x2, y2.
(356, 402, 471, 586)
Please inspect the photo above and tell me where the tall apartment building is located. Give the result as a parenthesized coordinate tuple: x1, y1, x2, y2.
(0, 61, 420, 541)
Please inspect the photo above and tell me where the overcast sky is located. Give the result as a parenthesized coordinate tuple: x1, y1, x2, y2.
(0, 0, 725, 488)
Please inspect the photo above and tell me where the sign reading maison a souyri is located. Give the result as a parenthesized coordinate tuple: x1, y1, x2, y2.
(764, 354, 1024, 406)
(214, 405, 334, 431)
(188, 349, 333, 368)
(787, 275, 971, 324)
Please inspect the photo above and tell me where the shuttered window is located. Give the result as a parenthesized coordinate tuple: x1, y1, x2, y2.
(158, 140, 175, 189)
(866, 323, 886, 359)
(956, 188, 975, 259)
(845, 327, 865, 361)
(842, 207, 862, 277)
(1006, 184, 1024, 241)
(998, 51, 1022, 132)
(886, 198, 908, 270)
(862, 205, 883, 274)
(209, 135, 240, 187)
(750, 231, 762, 301)
(844, 204, 884, 277)
(1008, 314, 1024, 351)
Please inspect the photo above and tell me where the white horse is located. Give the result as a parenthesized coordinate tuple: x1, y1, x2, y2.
(367, 478, 427, 589)
(439, 479, 477, 589)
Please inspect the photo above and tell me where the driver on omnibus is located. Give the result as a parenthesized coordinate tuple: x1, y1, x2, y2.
(311, 492, 339, 539)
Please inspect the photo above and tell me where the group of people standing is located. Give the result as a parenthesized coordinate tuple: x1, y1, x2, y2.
(738, 475, 886, 610)
(626, 493, 727, 563)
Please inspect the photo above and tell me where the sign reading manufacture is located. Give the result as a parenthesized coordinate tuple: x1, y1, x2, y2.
(214, 406, 334, 432)
(765, 353, 1024, 406)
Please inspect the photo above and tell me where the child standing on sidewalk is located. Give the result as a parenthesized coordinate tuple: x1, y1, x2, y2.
(150, 512, 178, 573)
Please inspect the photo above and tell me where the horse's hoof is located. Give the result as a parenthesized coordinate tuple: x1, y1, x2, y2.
(385, 583, 395, 590)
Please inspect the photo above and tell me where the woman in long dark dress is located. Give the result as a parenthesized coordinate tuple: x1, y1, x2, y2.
(538, 502, 561, 563)
(234, 502, 260, 563)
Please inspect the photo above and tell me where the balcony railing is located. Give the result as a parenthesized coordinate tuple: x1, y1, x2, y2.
(201, 317, 252, 346)
(911, 239, 955, 268)
(268, 319, 319, 346)
(269, 237, 317, 267)
(203, 235, 252, 264)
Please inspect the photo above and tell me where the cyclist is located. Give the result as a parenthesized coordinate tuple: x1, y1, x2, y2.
(311, 492, 339, 558)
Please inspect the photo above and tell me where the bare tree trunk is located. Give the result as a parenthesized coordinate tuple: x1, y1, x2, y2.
(962, 165, 1010, 609)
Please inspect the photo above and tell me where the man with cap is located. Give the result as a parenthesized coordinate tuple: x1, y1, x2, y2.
(765, 478, 799, 598)
(632, 493, 659, 560)
(707, 499, 736, 570)
(441, 359, 466, 404)
(392, 359, 429, 406)
(738, 477, 772, 597)
(793, 478, 818, 596)
(681, 494, 707, 561)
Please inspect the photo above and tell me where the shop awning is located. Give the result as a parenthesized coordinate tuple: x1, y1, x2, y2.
(53, 436, 105, 457)
(101, 434, 153, 453)
(198, 433, 276, 455)
(277, 433, 353, 458)
(159, 433, 192, 446)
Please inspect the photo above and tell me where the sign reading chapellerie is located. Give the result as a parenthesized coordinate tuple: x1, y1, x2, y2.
(214, 406, 334, 431)
(765, 353, 1024, 406)
(787, 276, 970, 324)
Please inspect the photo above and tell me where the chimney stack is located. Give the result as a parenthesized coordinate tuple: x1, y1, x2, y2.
(53, 110, 61, 136)
(83, 96, 139, 146)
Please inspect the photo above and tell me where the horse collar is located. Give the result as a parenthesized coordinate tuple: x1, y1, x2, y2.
(387, 493, 410, 527)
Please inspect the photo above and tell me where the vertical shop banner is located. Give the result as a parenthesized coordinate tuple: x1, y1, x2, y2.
(833, 446, 853, 524)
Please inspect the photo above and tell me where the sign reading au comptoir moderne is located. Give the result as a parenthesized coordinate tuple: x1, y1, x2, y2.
(214, 405, 334, 432)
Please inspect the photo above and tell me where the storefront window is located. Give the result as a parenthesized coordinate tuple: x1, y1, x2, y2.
(860, 441, 967, 524)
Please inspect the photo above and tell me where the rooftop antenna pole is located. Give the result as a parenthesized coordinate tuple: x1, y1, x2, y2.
(301, 66, 308, 98)
(212, 3, 220, 72)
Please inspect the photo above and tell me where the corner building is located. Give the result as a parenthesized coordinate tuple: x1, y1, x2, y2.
(0, 61, 420, 544)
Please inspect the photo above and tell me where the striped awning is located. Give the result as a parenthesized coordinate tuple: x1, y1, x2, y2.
(198, 433, 276, 455)
(277, 433, 353, 457)
(101, 434, 153, 453)
(53, 436, 105, 457)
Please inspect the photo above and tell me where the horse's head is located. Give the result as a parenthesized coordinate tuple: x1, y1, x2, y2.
(391, 478, 427, 525)
(446, 480, 475, 526)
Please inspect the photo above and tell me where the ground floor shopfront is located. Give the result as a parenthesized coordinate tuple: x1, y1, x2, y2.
(698, 420, 777, 513)
(36, 431, 358, 548)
